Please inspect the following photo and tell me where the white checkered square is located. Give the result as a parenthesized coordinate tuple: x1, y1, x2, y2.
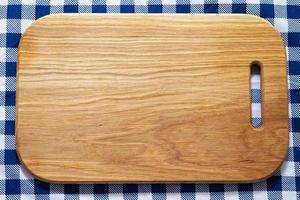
(289, 132, 294, 147)
(190, 0, 205, 4)
(78, 0, 93, 5)
(273, 0, 287, 6)
(49, 194, 64, 200)
(253, 191, 268, 200)
(134, 0, 148, 5)
(196, 192, 210, 200)
(224, 192, 239, 200)
(49, 0, 64, 6)
(107, 0, 121, 5)
(79, 194, 92, 200)
(246, 0, 261, 4)
(0, 135, 4, 151)
(274, 18, 289, 33)
(0, 106, 4, 121)
(0, 0, 8, 6)
(281, 161, 296, 176)
(21, 0, 36, 4)
(282, 191, 297, 200)
(0, 48, 6, 63)
(21, 195, 36, 200)
(0, 20, 6, 34)
(251, 103, 261, 118)
(162, 0, 177, 5)
(19, 165, 33, 180)
(21, 19, 34, 33)
(0, 77, 4, 92)
(0, 165, 4, 180)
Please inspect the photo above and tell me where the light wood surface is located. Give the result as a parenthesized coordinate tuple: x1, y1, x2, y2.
(16, 14, 288, 183)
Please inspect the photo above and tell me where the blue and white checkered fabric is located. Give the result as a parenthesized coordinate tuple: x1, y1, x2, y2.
(0, 0, 299, 199)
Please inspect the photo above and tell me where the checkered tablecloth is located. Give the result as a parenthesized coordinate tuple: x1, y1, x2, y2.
(0, 0, 299, 199)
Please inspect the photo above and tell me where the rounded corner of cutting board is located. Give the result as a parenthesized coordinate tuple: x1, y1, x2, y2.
(16, 14, 289, 183)
(248, 152, 288, 183)
(16, 147, 70, 184)
(15, 144, 51, 184)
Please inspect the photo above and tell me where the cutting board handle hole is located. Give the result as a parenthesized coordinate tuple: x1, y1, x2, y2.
(250, 61, 262, 128)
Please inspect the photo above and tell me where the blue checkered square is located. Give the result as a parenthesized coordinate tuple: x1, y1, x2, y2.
(120, 5, 135, 13)
(176, 4, 190, 13)
(288, 33, 300, 47)
(34, 180, 49, 194)
(35, 5, 50, 19)
(5, 92, 14, 106)
(267, 176, 282, 191)
(65, 184, 79, 194)
(204, 4, 218, 13)
(5, 179, 20, 194)
(94, 184, 109, 194)
(289, 61, 300, 75)
(5, 62, 16, 77)
(238, 184, 253, 191)
(4, 150, 19, 165)
(64, 5, 79, 13)
(291, 89, 300, 103)
(287, 5, 300, 19)
(148, 5, 163, 13)
(92, 5, 107, 13)
(210, 184, 224, 192)
(260, 4, 274, 18)
(232, 3, 247, 13)
(6, 33, 21, 48)
(5, 121, 14, 136)
(7, 5, 21, 19)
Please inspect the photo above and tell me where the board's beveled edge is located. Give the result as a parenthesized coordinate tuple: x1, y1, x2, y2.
(258, 12, 289, 183)
(15, 14, 55, 184)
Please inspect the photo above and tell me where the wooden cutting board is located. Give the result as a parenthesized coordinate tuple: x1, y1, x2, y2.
(16, 14, 288, 183)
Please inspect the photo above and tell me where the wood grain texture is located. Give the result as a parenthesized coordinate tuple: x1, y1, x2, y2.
(16, 14, 288, 183)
